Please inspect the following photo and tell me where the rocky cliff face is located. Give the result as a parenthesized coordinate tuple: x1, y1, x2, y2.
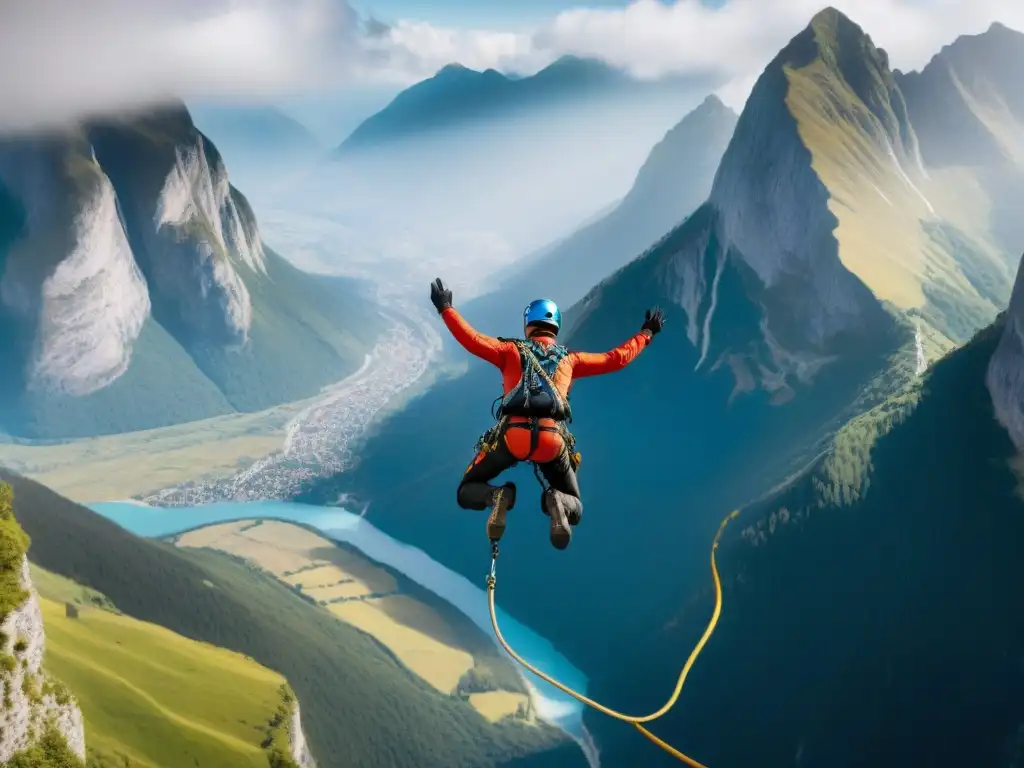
(291, 699, 317, 768)
(708, 12, 905, 350)
(594, 8, 919, 402)
(987, 260, 1024, 452)
(0, 556, 86, 763)
(578, 7, 1017, 401)
(0, 104, 379, 439)
(89, 108, 266, 348)
(0, 135, 150, 397)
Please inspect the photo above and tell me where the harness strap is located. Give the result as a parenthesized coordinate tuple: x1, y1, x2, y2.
(497, 338, 573, 424)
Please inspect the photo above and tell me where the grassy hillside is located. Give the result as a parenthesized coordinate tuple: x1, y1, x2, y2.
(35, 569, 291, 768)
(1, 472, 577, 768)
(0, 481, 29, 622)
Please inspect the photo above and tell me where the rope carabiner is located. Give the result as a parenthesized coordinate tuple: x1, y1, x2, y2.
(485, 509, 739, 767)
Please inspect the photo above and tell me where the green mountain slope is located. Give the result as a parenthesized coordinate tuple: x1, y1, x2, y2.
(1, 471, 580, 768)
(298, 10, 1024, 763)
(639, 310, 1024, 768)
(33, 566, 299, 768)
(0, 105, 381, 439)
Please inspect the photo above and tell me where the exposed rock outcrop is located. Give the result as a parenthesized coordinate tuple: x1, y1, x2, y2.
(0, 135, 150, 397)
(987, 256, 1024, 452)
(89, 108, 266, 348)
(291, 699, 317, 768)
(0, 556, 85, 763)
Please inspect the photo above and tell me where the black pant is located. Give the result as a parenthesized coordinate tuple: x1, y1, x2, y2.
(457, 437, 582, 521)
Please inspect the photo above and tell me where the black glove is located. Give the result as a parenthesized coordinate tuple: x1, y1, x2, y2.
(429, 277, 452, 314)
(641, 306, 665, 337)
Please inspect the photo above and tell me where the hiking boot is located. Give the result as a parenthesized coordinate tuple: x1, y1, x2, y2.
(486, 483, 516, 542)
(542, 488, 572, 550)
(541, 489, 582, 525)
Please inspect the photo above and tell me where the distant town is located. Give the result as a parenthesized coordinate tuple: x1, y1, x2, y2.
(144, 305, 440, 507)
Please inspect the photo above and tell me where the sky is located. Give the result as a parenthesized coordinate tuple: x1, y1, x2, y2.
(0, 0, 1022, 135)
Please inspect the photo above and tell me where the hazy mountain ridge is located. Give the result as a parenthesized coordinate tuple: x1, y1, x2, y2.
(189, 103, 324, 194)
(896, 21, 1024, 263)
(0, 105, 381, 439)
(337, 55, 644, 154)
(190, 104, 322, 159)
(464, 94, 739, 326)
(284, 55, 702, 297)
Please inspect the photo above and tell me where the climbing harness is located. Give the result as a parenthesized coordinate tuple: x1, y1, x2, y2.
(486, 509, 740, 767)
(478, 338, 582, 472)
(497, 338, 573, 422)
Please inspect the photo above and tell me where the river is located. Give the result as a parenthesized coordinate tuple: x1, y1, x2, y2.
(90, 499, 600, 768)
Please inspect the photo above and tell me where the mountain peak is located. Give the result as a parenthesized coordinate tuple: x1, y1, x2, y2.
(532, 54, 623, 83)
(704, 1, 932, 344)
(695, 93, 730, 115)
(433, 62, 484, 80)
(807, 7, 878, 55)
(809, 6, 847, 26)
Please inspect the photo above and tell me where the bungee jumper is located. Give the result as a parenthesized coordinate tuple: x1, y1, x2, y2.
(429, 277, 665, 549)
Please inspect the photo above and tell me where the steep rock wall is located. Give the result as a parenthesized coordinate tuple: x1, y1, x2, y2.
(291, 699, 317, 768)
(0, 137, 150, 396)
(0, 558, 85, 763)
(987, 258, 1024, 452)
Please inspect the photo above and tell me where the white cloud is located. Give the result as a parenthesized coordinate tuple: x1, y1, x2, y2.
(528, 0, 1024, 106)
(0, 0, 1022, 132)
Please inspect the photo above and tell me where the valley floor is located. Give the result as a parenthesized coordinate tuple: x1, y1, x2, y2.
(175, 519, 535, 725)
(0, 303, 441, 505)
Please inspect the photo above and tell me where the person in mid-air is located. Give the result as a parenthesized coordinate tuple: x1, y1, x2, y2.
(429, 277, 665, 550)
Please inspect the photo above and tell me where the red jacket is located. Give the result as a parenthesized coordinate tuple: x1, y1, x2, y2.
(442, 307, 651, 462)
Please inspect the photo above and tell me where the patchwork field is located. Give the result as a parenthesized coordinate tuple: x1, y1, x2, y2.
(175, 520, 534, 724)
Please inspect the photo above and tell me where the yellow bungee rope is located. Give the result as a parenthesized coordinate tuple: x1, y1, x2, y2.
(485, 509, 739, 767)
